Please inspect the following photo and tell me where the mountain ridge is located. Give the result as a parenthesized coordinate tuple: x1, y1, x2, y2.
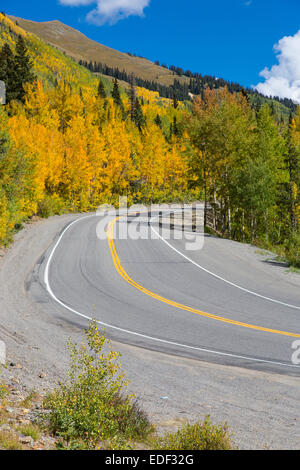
(9, 15, 184, 87)
(6, 14, 297, 117)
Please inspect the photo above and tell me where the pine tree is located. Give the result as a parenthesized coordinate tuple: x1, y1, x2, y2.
(112, 79, 122, 108)
(170, 117, 179, 137)
(173, 93, 178, 109)
(154, 114, 162, 128)
(133, 98, 145, 131)
(0, 43, 18, 102)
(14, 35, 35, 101)
(97, 79, 107, 99)
(127, 75, 136, 122)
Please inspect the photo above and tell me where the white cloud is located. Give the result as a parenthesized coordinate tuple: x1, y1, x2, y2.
(59, 0, 150, 25)
(255, 30, 300, 103)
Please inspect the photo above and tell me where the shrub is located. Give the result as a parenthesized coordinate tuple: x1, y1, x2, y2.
(37, 195, 66, 218)
(0, 365, 9, 400)
(0, 382, 8, 400)
(285, 232, 300, 268)
(152, 418, 233, 450)
(44, 321, 152, 448)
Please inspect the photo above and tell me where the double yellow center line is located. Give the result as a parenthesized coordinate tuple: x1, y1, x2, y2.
(107, 216, 300, 338)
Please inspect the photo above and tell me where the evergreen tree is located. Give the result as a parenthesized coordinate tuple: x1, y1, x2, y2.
(127, 75, 136, 122)
(111, 78, 125, 119)
(173, 93, 178, 109)
(133, 98, 145, 131)
(0, 43, 18, 102)
(170, 117, 179, 137)
(14, 35, 35, 101)
(154, 114, 162, 128)
(112, 79, 122, 108)
(97, 78, 107, 99)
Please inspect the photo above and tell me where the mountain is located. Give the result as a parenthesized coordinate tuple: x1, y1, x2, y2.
(9, 15, 186, 88)
(0, 13, 114, 94)
(3, 14, 297, 118)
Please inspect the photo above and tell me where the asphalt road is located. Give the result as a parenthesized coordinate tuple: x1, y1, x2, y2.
(40, 210, 300, 376)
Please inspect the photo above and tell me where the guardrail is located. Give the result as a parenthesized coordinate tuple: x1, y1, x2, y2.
(205, 204, 224, 236)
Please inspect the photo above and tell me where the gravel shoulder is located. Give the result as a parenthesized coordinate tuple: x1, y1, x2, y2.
(0, 214, 299, 450)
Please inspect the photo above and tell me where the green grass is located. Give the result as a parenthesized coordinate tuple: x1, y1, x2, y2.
(150, 419, 233, 450)
(0, 430, 23, 450)
(255, 249, 269, 256)
(17, 424, 41, 442)
(286, 265, 300, 274)
(18, 390, 39, 409)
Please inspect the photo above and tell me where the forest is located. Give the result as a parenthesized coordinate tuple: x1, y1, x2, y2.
(0, 12, 299, 268)
(80, 58, 298, 117)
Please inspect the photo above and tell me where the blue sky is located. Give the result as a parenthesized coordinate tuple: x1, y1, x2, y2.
(2, 0, 300, 98)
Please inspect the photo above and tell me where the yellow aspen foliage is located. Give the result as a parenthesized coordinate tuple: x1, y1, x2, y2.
(101, 119, 135, 201)
(0, 189, 11, 243)
(0, 70, 192, 245)
(135, 124, 168, 200)
(62, 115, 94, 210)
(24, 81, 59, 128)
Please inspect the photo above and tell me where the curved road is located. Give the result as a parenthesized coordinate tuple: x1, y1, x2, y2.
(41, 211, 300, 375)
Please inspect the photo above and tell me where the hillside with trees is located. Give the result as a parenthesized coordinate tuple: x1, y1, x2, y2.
(9, 14, 297, 121)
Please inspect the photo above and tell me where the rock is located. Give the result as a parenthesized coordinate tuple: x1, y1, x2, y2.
(5, 407, 15, 414)
(0, 424, 12, 432)
(17, 418, 31, 425)
(19, 435, 34, 446)
(40, 436, 56, 448)
(10, 377, 20, 384)
(9, 362, 16, 367)
(17, 395, 25, 401)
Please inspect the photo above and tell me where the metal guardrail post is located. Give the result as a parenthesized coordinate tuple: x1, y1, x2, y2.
(170, 212, 174, 231)
(159, 211, 163, 228)
(192, 206, 196, 232)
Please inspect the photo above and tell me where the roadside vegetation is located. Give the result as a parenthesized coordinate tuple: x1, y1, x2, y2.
(151, 419, 232, 450)
(0, 322, 234, 450)
(44, 321, 153, 450)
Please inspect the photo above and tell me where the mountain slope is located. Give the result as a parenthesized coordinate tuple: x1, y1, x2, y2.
(4, 14, 296, 119)
(9, 16, 185, 87)
(0, 13, 114, 94)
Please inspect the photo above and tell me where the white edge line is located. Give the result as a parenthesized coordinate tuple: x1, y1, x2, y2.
(150, 217, 300, 312)
(43, 212, 300, 370)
